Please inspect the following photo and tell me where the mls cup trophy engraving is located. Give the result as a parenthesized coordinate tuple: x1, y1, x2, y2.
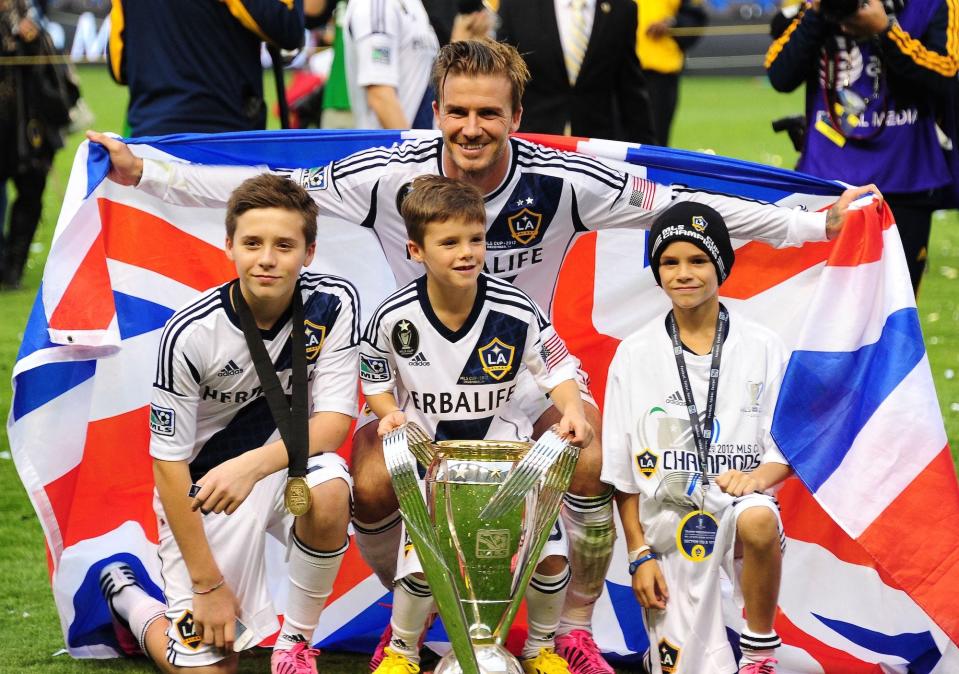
(383, 423, 580, 674)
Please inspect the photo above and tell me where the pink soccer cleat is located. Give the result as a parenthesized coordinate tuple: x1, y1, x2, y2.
(554, 630, 614, 674)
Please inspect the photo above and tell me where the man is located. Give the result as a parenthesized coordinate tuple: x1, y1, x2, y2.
(497, 0, 655, 143)
(88, 38, 874, 674)
(108, 0, 305, 136)
(98, 174, 360, 674)
(343, 0, 440, 129)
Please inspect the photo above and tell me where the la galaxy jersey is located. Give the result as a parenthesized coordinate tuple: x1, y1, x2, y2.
(139, 136, 826, 316)
(149, 273, 360, 480)
(359, 274, 578, 441)
(600, 308, 789, 504)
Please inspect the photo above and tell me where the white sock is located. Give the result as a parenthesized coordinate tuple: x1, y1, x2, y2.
(109, 584, 167, 651)
(558, 491, 615, 636)
(353, 512, 403, 589)
(275, 533, 348, 651)
(389, 575, 433, 664)
(523, 566, 571, 659)
(739, 628, 781, 666)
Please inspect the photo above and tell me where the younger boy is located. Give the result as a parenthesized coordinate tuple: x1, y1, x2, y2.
(601, 202, 792, 674)
(98, 174, 361, 674)
(359, 175, 593, 674)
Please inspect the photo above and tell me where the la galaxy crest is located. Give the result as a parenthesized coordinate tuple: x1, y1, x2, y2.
(175, 610, 202, 650)
(304, 320, 327, 361)
(507, 208, 542, 244)
(691, 215, 707, 232)
(658, 638, 680, 673)
(636, 449, 658, 478)
(477, 337, 515, 381)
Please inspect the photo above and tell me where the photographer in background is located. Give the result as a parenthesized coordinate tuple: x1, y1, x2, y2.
(765, 0, 958, 295)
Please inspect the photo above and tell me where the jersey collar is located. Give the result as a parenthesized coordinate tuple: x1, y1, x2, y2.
(417, 273, 488, 343)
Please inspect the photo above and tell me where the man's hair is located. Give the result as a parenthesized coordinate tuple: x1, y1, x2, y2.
(432, 40, 530, 113)
(225, 174, 319, 246)
(400, 175, 486, 245)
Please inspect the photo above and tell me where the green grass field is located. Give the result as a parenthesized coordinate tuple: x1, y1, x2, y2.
(0, 67, 957, 672)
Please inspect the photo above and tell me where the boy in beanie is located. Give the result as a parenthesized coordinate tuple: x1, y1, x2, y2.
(600, 201, 792, 674)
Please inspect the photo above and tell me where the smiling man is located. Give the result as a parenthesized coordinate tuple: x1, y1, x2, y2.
(89, 38, 876, 674)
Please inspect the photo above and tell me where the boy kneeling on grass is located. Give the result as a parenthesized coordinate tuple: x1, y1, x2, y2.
(99, 174, 360, 674)
(601, 202, 792, 674)
(359, 175, 592, 674)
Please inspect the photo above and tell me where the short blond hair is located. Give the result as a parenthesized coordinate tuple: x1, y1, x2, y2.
(432, 40, 530, 114)
(400, 175, 486, 245)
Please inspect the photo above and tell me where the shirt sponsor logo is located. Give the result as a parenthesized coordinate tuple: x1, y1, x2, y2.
(477, 337, 516, 381)
(304, 320, 327, 362)
(150, 404, 175, 436)
(360, 354, 390, 382)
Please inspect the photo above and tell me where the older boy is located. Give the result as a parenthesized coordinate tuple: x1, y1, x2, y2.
(601, 202, 792, 674)
(360, 175, 591, 674)
(98, 174, 360, 674)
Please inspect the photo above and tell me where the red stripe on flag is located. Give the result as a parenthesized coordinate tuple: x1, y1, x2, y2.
(48, 231, 115, 333)
(552, 233, 621, 410)
(776, 610, 886, 673)
(97, 199, 236, 290)
(514, 133, 586, 153)
(858, 445, 959, 643)
(44, 407, 158, 550)
(825, 201, 891, 267)
(720, 241, 832, 300)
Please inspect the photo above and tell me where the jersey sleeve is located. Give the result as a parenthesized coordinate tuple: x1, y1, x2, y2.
(149, 323, 203, 462)
(563, 155, 828, 246)
(348, 0, 402, 89)
(521, 301, 578, 393)
(358, 309, 398, 397)
(311, 284, 362, 417)
(600, 345, 641, 494)
(759, 334, 790, 467)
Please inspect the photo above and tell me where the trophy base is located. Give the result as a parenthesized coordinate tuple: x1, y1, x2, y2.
(433, 644, 524, 674)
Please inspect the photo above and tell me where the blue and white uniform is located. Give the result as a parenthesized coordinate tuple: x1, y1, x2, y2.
(149, 272, 360, 666)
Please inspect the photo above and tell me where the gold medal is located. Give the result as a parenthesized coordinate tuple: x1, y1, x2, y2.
(285, 476, 311, 516)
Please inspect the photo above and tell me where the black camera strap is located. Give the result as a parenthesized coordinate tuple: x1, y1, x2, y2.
(232, 281, 309, 480)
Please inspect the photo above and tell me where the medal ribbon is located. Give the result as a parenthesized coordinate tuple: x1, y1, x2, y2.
(233, 281, 309, 479)
(667, 305, 729, 502)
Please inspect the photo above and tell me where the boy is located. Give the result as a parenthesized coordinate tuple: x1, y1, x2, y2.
(360, 175, 592, 674)
(98, 174, 361, 674)
(601, 202, 792, 674)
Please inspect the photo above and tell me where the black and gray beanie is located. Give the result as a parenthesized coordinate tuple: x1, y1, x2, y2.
(646, 201, 735, 286)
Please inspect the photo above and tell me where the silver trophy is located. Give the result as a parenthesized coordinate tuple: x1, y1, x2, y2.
(383, 423, 580, 674)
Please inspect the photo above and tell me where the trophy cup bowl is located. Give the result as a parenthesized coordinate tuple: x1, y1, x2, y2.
(384, 425, 579, 674)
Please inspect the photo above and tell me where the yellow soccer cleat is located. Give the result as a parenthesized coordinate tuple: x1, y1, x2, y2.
(521, 648, 572, 674)
(372, 647, 421, 674)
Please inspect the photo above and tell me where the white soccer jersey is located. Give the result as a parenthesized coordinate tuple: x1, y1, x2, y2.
(359, 274, 578, 441)
(138, 136, 828, 319)
(149, 273, 361, 479)
(600, 307, 788, 541)
(343, 0, 439, 130)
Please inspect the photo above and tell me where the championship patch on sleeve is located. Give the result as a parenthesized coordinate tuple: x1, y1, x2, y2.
(150, 404, 176, 436)
(628, 175, 656, 210)
(371, 46, 391, 64)
(360, 354, 391, 382)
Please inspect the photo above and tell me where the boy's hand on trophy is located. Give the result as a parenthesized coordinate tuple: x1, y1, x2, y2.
(715, 470, 761, 497)
(633, 559, 669, 610)
(558, 413, 594, 448)
(377, 410, 408, 437)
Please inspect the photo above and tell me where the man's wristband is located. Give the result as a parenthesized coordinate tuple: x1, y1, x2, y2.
(192, 577, 225, 595)
(628, 553, 658, 575)
(627, 545, 651, 563)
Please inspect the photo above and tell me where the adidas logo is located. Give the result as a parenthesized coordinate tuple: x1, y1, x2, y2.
(665, 390, 685, 406)
(217, 360, 244, 377)
(409, 352, 430, 366)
